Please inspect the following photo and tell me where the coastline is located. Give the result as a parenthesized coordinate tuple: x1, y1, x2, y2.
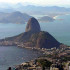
(53, 16, 58, 19)
(1, 13, 70, 70)
(8, 44, 70, 70)
(9, 50, 44, 70)
(53, 14, 70, 19)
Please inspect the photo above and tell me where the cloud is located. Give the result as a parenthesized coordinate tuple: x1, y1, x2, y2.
(0, 0, 70, 6)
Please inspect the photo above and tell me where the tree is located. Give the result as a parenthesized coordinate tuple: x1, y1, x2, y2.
(37, 59, 52, 70)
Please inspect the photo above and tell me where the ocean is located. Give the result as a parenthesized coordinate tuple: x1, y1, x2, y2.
(0, 46, 42, 70)
(0, 14, 70, 70)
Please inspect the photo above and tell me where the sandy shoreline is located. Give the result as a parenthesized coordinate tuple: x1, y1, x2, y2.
(53, 14, 70, 19)
(53, 16, 58, 19)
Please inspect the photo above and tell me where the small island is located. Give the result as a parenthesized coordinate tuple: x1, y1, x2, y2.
(38, 16, 55, 22)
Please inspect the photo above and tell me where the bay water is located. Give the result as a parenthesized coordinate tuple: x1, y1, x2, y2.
(0, 14, 70, 70)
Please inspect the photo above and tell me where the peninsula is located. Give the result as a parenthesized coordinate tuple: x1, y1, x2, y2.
(0, 17, 60, 49)
(0, 11, 31, 24)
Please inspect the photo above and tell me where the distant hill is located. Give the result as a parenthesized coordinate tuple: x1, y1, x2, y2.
(0, 17, 60, 49)
(13, 5, 70, 15)
(0, 11, 32, 24)
(38, 16, 55, 22)
(0, 3, 70, 15)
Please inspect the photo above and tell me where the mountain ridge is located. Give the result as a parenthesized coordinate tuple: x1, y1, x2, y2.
(0, 11, 32, 24)
(0, 3, 70, 14)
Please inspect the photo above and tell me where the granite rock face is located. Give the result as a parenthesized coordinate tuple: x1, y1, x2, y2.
(28, 31, 60, 49)
(36, 31, 60, 49)
(25, 17, 41, 33)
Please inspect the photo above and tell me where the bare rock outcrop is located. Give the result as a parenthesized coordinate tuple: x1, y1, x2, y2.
(25, 17, 41, 33)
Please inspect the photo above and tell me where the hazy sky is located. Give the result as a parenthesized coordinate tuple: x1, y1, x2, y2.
(0, 0, 70, 7)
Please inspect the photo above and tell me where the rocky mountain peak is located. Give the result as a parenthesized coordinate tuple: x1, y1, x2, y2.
(25, 17, 41, 33)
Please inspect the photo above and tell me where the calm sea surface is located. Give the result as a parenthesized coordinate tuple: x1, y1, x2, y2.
(0, 14, 70, 70)
(0, 46, 42, 70)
